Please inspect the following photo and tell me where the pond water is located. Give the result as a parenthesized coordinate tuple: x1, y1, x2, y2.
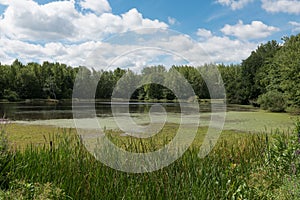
(0, 101, 295, 133)
(0, 101, 256, 121)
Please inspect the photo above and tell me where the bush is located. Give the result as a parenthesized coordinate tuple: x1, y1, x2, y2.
(266, 120, 300, 199)
(257, 90, 287, 112)
(286, 106, 300, 115)
(3, 89, 19, 102)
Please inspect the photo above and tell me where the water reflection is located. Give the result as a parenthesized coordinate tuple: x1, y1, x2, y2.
(0, 101, 180, 120)
(0, 101, 257, 121)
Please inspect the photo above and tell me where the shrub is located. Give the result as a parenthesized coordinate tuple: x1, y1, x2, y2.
(3, 89, 19, 102)
(257, 90, 287, 112)
(286, 105, 300, 115)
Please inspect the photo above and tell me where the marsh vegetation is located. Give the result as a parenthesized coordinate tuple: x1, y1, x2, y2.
(1, 120, 300, 199)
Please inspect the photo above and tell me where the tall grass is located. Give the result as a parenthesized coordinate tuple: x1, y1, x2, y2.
(0, 123, 300, 199)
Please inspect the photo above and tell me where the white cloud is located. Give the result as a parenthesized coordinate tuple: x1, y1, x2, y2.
(0, 26, 258, 70)
(289, 21, 300, 32)
(197, 28, 213, 38)
(0, 0, 168, 68)
(216, 0, 253, 10)
(167, 17, 179, 25)
(221, 20, 279, 40)
(0, 1, 168, 42)
(0, 36, 107, 67)
(261, 0, 300, 14)
(79, 0, 111, 15)
(0, 0, 79, 41)
(0, 0, 264, 68)
(196, 33, 257, 64)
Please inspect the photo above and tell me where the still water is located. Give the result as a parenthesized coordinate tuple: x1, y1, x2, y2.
(0, 101, 256, 121)
(0, 101, 294, 133)
(0, 101, 181, 121)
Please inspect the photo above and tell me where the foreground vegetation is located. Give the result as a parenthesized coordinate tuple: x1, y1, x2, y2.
(0, 121, 300, 199)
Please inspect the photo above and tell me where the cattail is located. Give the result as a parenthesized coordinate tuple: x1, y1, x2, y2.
(50, 141, 53, 152)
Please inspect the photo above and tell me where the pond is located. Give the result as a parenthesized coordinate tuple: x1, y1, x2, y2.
(0, 101, 295, 133)
(0, 101, 257, 121)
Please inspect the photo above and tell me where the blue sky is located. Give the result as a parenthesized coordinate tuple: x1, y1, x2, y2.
(110, 0, 245, 36)
(108, 0, 297, 40)
(0, 0, 299, 69)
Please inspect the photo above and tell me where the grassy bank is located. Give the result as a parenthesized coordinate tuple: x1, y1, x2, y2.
(1, 122, 300, 199)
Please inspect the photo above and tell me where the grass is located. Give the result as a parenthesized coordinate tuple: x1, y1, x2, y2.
(223, 111, 295, 133)
(1, 121, 300, 199)
(0, 180, 69, 199)
(4, 123, 250, 152)
(3, 124, 76, 150)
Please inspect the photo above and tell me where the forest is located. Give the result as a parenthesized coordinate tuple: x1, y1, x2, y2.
(0, 33, 300, 112)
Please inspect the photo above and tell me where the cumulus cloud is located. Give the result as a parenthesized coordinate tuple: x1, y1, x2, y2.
(289, 21, 300, 32)
(167, 17, 179, 25)
(221, 20, 279, 40)
(0, 0, 79, 41)
(217, 0, 300, 14)
(216, 0, 253, 10)
(0, 0, 169, 68)
(261, 0, 300, 14)
(196, 31, 257, 64)
(0, 0, 264, 68)
(0, 26, 258, 70)
(0, 0, 168, 42)
(197, 28, 213, 38)
(0, 37, 100, 66)
(79, 0, 111, 15)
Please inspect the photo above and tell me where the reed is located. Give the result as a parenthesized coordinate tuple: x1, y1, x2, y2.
(0, 123, 299, 199)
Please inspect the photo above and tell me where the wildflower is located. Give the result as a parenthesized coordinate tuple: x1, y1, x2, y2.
(230, 163, 237, 169)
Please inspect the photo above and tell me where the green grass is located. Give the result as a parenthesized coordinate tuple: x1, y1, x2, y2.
(223, 111, 295, 133)
(1, 121, 300, 199)
(0, 180, 69, 199)
(4, 123, 250, 151)
(3, 123, 76, 150)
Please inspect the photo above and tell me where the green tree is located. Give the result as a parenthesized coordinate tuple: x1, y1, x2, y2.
(0, 65, 10, 99)
(262, 34, 300, 109)
(141, 66, 166, 100)
(112, 70, 140, 99)
(18, 64, 42, 99)
(172, 65, 208, 99)
(257, 90, 286, 112)
(96, 70, 115, 99)
(240, 41, 280, 104)
(218, 64, 244, 103)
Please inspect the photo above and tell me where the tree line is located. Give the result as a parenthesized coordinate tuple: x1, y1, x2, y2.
(0, 33, 300, 112)
(0, 60, 228, 101)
